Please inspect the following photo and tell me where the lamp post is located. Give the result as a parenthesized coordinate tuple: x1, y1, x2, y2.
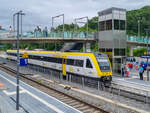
(13, 15, 15, 32)
(145, 28, 150, 81)
(138, 17, 142, 38)
(51, 14, 65, 51)
(13, 10, 25, 110)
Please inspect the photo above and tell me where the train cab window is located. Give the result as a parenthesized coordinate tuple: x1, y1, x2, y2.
(86, 59, 93, 68)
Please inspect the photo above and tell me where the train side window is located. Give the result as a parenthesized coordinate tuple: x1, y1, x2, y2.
(74, 60, 84, 67)
(51, 57, 57, 63)
(57, 58, 63, 64)
(67, 59, 74, 65)
(40, 56, 44, 60)
(86, 59, 93, 68)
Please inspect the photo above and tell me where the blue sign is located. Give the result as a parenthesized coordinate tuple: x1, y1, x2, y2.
(20, 58, 28, 66)
(141, 55, 150, 58)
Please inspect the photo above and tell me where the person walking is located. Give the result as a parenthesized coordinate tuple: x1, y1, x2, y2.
(139, 66, 144, 80)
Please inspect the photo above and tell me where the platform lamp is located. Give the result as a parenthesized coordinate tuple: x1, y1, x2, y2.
(13, 10, 25, 110)
(145, 28, 150, 81)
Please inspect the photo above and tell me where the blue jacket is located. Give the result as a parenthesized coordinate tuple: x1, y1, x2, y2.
(139, 67, 144, 74)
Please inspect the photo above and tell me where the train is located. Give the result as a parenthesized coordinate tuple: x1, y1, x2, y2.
(6, 50, 112, 86)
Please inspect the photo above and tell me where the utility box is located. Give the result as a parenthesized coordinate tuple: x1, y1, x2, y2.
(98, 7, 126, 74)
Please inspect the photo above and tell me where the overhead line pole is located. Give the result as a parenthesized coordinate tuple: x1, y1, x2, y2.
(74, 16, 88, 38)
(52, 14, 65, 51)
(13, 15, 15, 32)
(138, 17, 142, 38)
(13, 10, 25, 110)
(145, 28, 150, 81)
(52, 14, 65, 36)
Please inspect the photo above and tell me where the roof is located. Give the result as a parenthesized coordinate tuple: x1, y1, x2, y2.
(98, 7, 126, 16)
(7, 50, 94, 57)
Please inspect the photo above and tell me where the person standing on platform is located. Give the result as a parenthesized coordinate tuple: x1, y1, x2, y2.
(34, 28, 37, 37)
(121, 64, 125, 77)
(126, 65, 130, 77)
(9, 26, 13, 33)
(139, 66, 144, 80)
(45, 27, 48, 37)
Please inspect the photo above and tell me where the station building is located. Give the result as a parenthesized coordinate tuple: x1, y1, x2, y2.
(97, 7, 126, 74)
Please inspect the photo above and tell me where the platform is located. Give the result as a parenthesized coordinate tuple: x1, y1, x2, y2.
(0, 70, 81, 113)
(113, 72, 150, 97)
(0, 90, 24, 113)
(113, 71, 150, 87)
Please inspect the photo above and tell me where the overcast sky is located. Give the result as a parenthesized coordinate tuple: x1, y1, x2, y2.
(0, 0, 150, 31)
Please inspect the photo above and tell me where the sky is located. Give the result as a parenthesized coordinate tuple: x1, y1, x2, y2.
(0, 0, 150, 31)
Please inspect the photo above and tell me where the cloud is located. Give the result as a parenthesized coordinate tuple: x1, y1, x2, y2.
(0, 0, 150, 31)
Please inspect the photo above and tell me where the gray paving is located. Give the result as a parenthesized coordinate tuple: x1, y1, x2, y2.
(0, 92, 25, 113)
(113, 71, 150, 88)
(0, 70, 81, 113)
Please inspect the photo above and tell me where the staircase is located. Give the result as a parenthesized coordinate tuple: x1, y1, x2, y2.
(60, 43, 83, 52)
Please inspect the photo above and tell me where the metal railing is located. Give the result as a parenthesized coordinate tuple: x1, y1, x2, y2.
(1, 31, 150, 44)
(126, 35, 150, 43)
(0, 31, 96, 39)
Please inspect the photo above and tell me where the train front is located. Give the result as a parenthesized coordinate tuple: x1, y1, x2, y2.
(94, 53, 112, 86)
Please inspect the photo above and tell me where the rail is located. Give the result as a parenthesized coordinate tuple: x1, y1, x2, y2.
(0, 63, 106, 113)
(0, 57, 150, 104)
(111, 80, 150, 104)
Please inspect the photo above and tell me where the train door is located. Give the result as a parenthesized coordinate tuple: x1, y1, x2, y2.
(85, 58, 93, 76)
(62, 57, 67, 75)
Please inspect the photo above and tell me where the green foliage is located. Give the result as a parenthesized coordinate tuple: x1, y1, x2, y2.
(91, 42, 99, 52)
(88, 17, 98, 31)
(126, 47, 129, 56)
(37, 80, 41, 83)
(133, 48, 147, 57)
(18, 43, 63, 51)
(53, 23, 78, 32)
(0, 44, 13, 51)
(127, 6, 150, 36)
(3, 6, 150, 52)
(54, 17, 98, 32)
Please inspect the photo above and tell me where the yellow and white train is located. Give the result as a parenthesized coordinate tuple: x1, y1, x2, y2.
(6, 50, 112, 85)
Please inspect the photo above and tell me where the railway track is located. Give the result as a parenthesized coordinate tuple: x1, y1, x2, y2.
(0, 64, 107, 113)
(1, 59, 150, 105)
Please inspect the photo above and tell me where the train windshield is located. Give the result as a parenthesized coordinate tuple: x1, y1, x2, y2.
(97, 58, 110, 72)
(94, 53, 111, 72)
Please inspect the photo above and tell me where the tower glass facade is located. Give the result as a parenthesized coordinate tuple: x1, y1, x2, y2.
(98, 7, 126, 74)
